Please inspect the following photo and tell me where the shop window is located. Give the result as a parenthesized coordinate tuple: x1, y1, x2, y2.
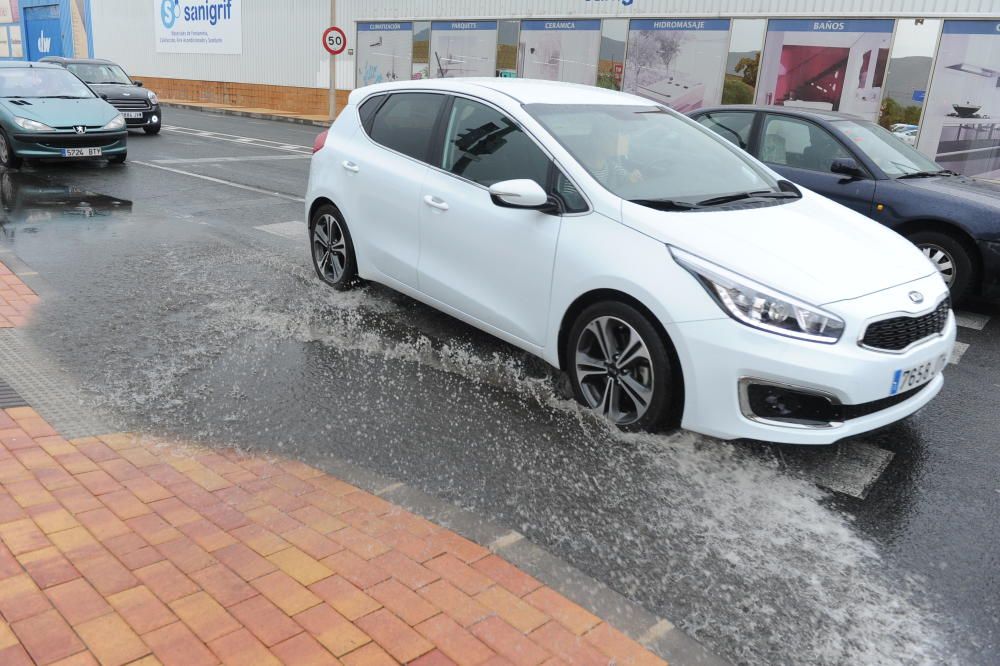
(723, 19, 766, 104)
(598, 19, 627, 91)
(412, 21, 430, 80)
(496, 20, 519, 77)
(430, 21, 498, 78)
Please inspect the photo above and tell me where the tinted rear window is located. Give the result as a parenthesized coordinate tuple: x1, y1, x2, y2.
(368, 93, 447, 163)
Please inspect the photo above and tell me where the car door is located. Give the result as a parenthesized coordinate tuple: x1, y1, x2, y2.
(354, 92, 448, 287)
(417, 95, 580, 347)
(757, 113, 876, 216)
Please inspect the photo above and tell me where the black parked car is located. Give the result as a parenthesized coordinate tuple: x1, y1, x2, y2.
(41, 57, 162, 135)
(688, 105, 1000, 302)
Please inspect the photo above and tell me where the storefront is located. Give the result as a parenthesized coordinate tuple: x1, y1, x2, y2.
(334, 1, 997, 170)
(0, 0, 94, 61)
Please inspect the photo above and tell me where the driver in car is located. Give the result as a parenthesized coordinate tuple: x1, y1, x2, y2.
(577, 128, 643, 189)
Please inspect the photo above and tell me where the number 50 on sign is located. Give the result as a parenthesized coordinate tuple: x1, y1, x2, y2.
(323, 27, 346, 55)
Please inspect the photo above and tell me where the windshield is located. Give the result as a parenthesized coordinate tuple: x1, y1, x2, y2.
(526, 103, 780, 204)
(835, 120, 943, 177)
(0, 67, 95, 99)
(66, 63, 132, 85)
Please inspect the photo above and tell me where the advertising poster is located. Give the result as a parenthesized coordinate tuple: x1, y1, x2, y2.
(0, 1, 13, 24)
(622, 19, 731, 112)
(0, 27, 8, 58)
(755, 19, 893, 121)
(357, 22, 413, 87)
(918, 20, 1000, 179)
(429, 21, 497, 78)
(153, 0, 242, 54)
(519, 20, 601, 85)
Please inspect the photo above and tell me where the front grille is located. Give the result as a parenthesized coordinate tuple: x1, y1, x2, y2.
(111, 99, 151, 111)
(861, 298, 950, 352)
(37, 137, 121, 149)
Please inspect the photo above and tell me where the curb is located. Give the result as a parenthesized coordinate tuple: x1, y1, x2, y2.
(161, 101, 332, 127)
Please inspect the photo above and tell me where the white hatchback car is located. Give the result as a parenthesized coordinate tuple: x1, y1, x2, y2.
(305, 79, 956, 445)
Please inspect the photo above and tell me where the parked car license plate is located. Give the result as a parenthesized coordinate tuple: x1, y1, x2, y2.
(889, 354, 947, 395)
(122, 112, 143, 119)
(61, 148, 102, 157)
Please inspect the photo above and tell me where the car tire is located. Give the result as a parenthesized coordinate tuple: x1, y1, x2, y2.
(566, 301, 679, 432)
(144, 125, 161, 135)
(309, 204, 359, 290)
(907, 230, 974, 302)
(0, 129, 23, 170)
(108, 152, 127, 165)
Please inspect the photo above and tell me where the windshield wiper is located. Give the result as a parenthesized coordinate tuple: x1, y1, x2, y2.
(696, 190, 799, 207)
(896, 169, 955, 179)
(629, 198, 702, 211)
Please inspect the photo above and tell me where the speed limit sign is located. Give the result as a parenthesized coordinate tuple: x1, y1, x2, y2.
(323, 27, 347, 55)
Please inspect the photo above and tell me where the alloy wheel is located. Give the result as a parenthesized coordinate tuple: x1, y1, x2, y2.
(921, 244, 955, 287)
(312, 213, 348, 283)
(0, 134, 8, 164)
(574, 315, 655, 425)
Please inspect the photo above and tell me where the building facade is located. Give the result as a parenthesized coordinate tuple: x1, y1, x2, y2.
(89, 0, 1000, 176)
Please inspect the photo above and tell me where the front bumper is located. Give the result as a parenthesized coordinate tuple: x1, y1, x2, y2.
(670, 273, 956, 444)
(978, 239, 1000, 299)
(120, 105, 162, 129)
(10, 130, 127, 159)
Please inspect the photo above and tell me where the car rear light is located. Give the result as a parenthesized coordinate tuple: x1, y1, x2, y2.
(313, 130, 329, 154)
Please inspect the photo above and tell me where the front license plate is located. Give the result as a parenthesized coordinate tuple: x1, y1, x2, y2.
(889, 354, 947, 396)
(122, 112, 143, 119)
(61, 148, 102, 157)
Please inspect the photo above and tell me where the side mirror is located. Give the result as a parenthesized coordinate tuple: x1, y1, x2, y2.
(133, 80, 143, 87)
(488, 179, 549, 209)
(830, 158, 865, 179)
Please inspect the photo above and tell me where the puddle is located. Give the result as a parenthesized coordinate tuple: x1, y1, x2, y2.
(0, 170, 132, 226)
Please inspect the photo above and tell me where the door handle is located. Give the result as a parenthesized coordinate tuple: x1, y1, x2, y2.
(342, 161, 359, 173)
(423, 195, 449, 211)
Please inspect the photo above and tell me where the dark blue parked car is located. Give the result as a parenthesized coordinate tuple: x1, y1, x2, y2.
(688, 105, 1000, 302)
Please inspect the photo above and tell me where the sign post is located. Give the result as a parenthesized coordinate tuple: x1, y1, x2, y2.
(324, 20, 346, 121)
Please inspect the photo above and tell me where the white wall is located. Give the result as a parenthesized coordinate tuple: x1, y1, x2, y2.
(91, 0, 331, 88)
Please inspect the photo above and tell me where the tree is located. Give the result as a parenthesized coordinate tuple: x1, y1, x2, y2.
(735, 53, 760, 87)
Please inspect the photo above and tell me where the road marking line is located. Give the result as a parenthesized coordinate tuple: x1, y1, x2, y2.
(133, 161, 305, 203)
(488, 530, 524, 551)
(955, 311, 990, 331)
(163, 125, 312, 153)
(254, 221, 307, 240)
(950, 341, 969, 365)
(151, 155, 310, 165)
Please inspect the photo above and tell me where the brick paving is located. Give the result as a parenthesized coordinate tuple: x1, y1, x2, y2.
(0, 262, 36, 328)
(0, 407, 667, 665)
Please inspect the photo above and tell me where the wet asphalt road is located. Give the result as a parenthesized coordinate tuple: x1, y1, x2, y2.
(2, 108, 998, 665)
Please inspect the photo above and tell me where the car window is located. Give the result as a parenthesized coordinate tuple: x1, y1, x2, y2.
(66, 63, 131, 85)
(358, 95, 385, 133)
(835, 120, 942, 178)
(368, 93, 447, 163)
(761, 115, 852, 173)
(440, 97, 552, 189)
(695, 111, 754, 150)
(0, 67, 95, 99)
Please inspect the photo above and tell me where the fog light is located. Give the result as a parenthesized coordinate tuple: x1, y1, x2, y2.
(740, 381, 839, 426)
(151, 115, 159, 124)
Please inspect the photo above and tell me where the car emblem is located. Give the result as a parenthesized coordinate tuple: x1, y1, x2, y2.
(909, 291, 924, 304)
(123, 92, 131, 96)
(74, 126, 86, 134)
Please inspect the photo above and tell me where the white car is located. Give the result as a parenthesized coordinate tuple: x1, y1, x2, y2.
(893, 127, 918, 146)
(305, 79, 955, 445)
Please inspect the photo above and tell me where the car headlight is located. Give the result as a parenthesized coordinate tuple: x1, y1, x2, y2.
(102, 115, 125, 130)
(147, 90, 159, 105)
(13, 117, 53, 131)
(671, 247, 845, 344)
